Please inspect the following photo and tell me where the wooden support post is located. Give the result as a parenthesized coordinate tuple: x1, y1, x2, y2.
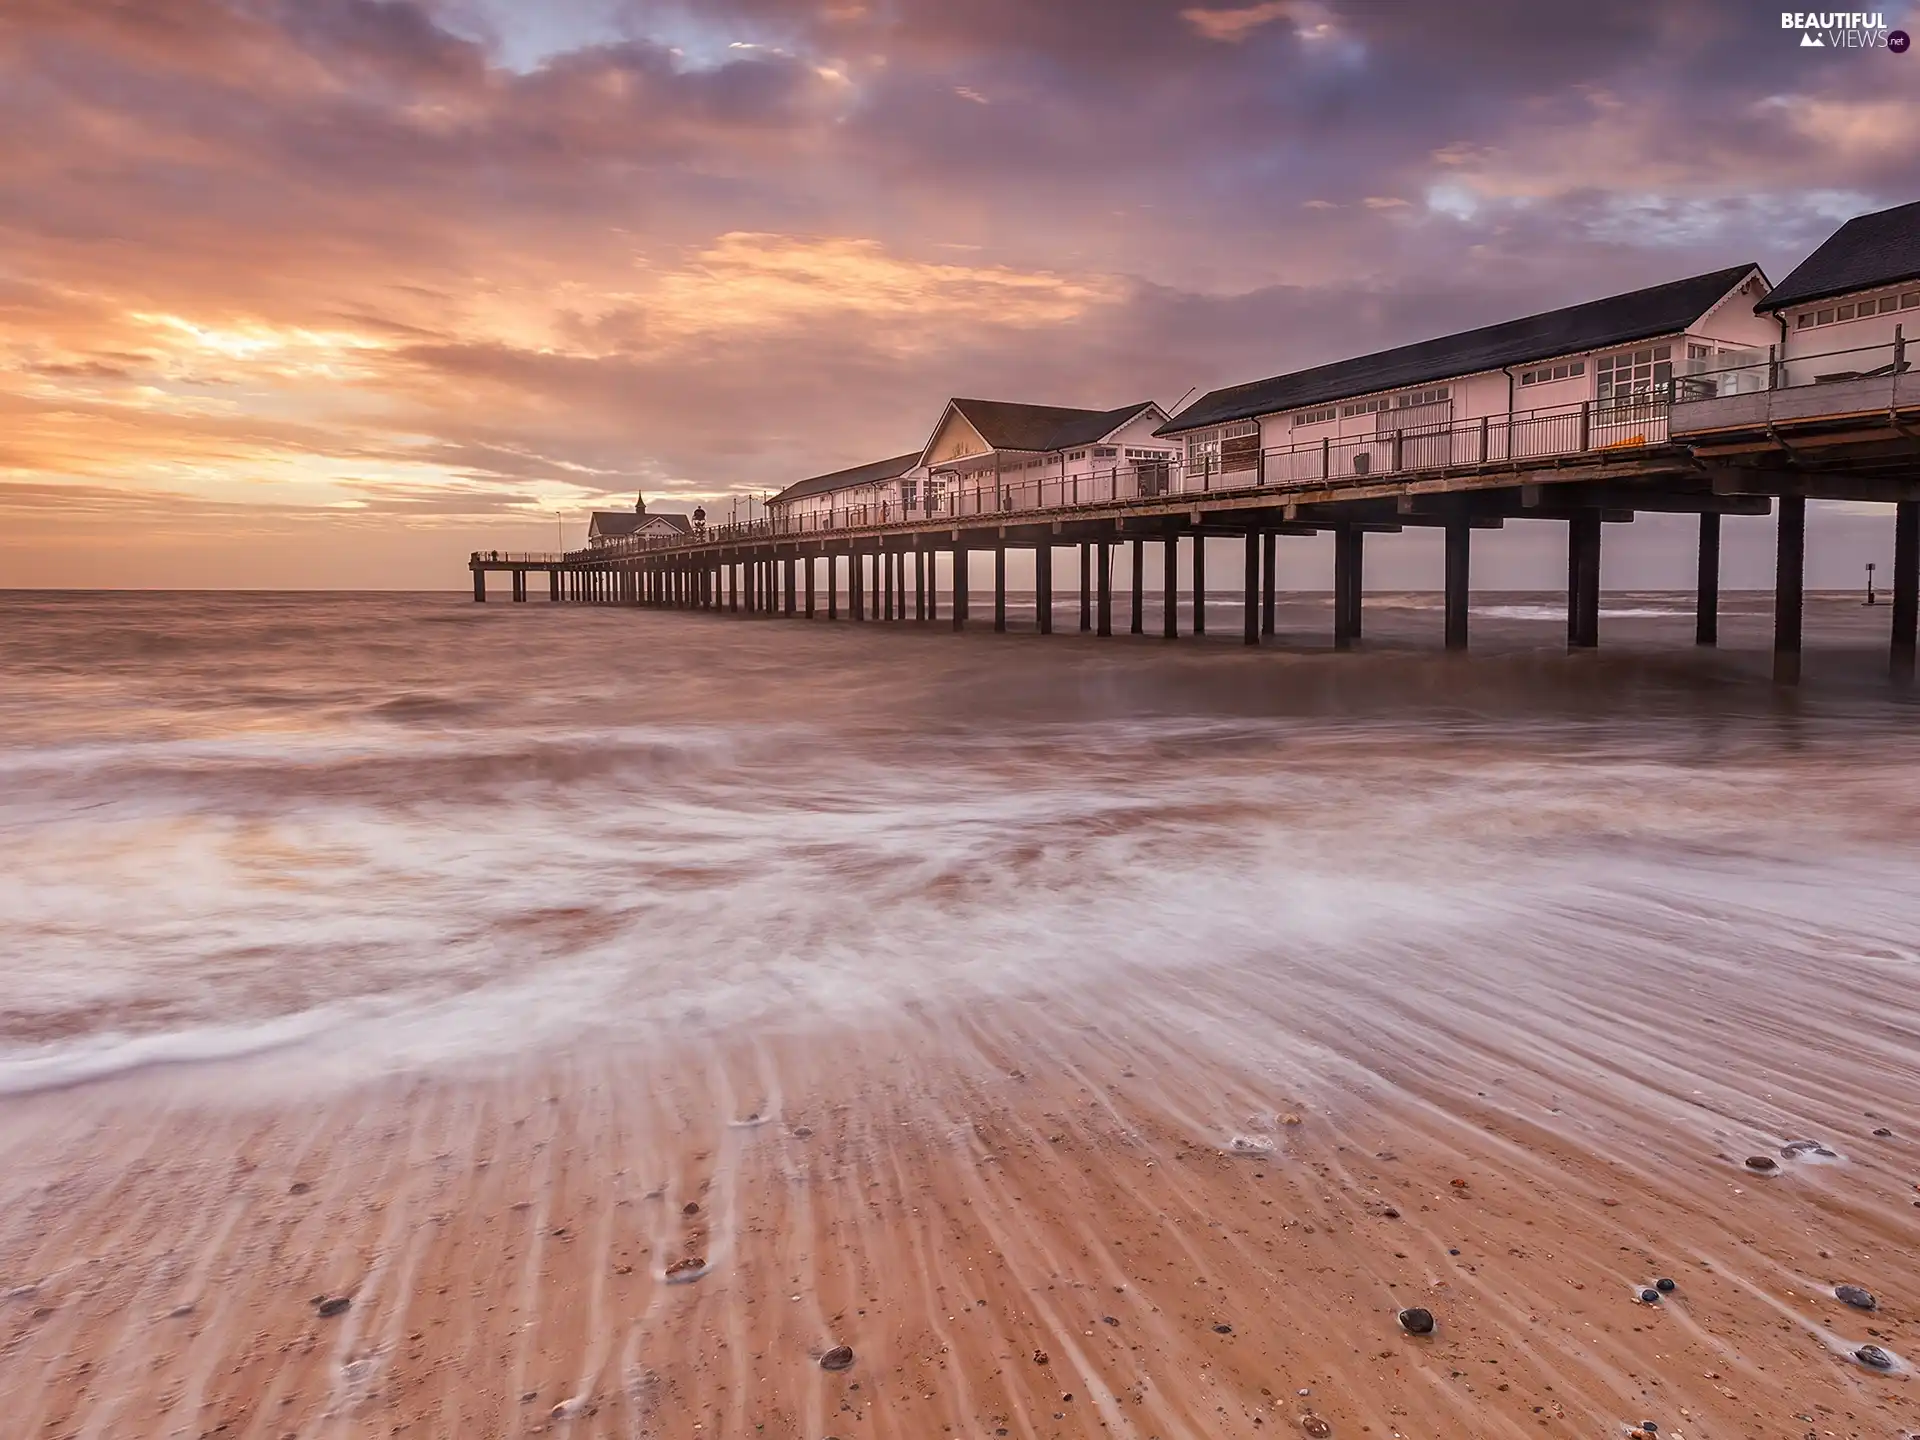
(805, 556, 816, 617)
(884, 548, 895, 621)
(1894, 499, 1918, 685)
(952, 545, 968, 631)
(784, 556, 796, 616)
(549, 569, 559, 602)
(915, 548, 926, 621)
(1568, 511, 1601, 650)
(1444, 519, 1470, 652)
(1036, 543, 1053, 634)
(1695, 512, 1720, 647)
(851, 548, 864, 621)
(1243, 531, 1259, 646)
(1079, 542, 1092, 632)
(1773, 495, 1805, 685)
(1162, 537, 1178, 638)
(1333, 526, 1357, 651)
(1097, 540, 1112, 637)
(1193, 536, 1207, 637)
(994, 544, 1007, 632)
(1260, 531, 1276, 636)
(1130, 539, 1144, 635)
(926, 549, 938, 622)
(827, 553, 838, 619)
(472, 567, 485, 602)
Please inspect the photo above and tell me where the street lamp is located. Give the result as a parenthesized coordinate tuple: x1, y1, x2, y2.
(1866, 561, 1878, 606)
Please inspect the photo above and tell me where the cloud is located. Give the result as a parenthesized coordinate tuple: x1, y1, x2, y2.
(1181, 1, 1297, 43)
(2, 0, 1918, 586)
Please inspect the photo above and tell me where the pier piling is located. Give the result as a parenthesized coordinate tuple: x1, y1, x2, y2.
(1130, 539, 1144, 635)
(994, 543, 1007, 633)
(1773, 495, 1806, 685)
(1444, 519, 1470, 652)
(1696, 513, 1720, 647)
(1097, 540, 1112, 637)
(1568, 512, 1600, 651)
(1243, 531, 1259, 646)
(1162, 537, 1177, 639)
(1079, 542, 1092, 633)
(1192, 536, 1207, 637)
(1036, 544, 1053, 634)
(1260, 532, 1276, 637)
(1894, 499, 1918, 685)
(952, 546, 968, 631)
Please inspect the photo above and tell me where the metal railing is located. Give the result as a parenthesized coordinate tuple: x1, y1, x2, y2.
(471, 550, 563, 564)
(562, 393, 1677, 561)
(1676, 329, 1911, 398)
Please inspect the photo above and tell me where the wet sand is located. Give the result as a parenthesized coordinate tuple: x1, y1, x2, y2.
(3, 977, 1914, 1439)
(2, 592, 1918, 1438)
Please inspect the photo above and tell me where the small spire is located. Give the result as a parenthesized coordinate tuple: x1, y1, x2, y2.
(635, 490, 647, 515)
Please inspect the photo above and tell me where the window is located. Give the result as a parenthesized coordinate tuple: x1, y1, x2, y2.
(1395, 385, 1450, 408)
(1093, 446, 1117, 458)
(1880, 296, 1900, 314)
(900, 479, 918, 506)
(1688, 344, 1710, 360)
(1520, 361, 1586, 386)
(1817, 308, 1835, 324)
(1067, 450, 1086, 461)
(1293, 405, 1336, 426)
(1125, 448, 1171, 459)
(1798, 312, 1814, 329)
(1906, 291, 1920, 309)
(1340, 397, 1389, 418)
(1596, 345, 1671, 404)
(1837, 303, 1856, 321)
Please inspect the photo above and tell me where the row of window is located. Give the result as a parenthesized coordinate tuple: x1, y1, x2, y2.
(1520, 361, 1585, 386)
(1798, 290, 1920, 328)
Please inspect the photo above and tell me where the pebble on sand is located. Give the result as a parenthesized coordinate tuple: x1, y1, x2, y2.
(1854, 1343, 1894, 1371)
(1639, 1288, 1661, 1304)
(819, 1345, 855, 1372)
(1743, 1156, 1777, 1172)
(1033, 1349, 1051, 1365)
(1212, 1323, 1233, 1334)
(664, 1257, 707, 1284)
(1301, 1415, 1332, 1437)
(1871, 1127, 1894, 1137)
(314, 1296, 351, 1318)
(1397, 1307, 1435, 1335)
(1654, 1278, 1676, 1293)
(550, 1395, 591, 1420)
(681, 1201, 700, 1216)
(1835, 1284, 1877, 1310)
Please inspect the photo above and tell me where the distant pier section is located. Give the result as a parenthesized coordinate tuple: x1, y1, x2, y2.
(473, 200, 1920, 686)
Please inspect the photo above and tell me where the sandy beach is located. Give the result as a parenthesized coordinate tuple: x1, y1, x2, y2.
(3, 592, 1918, 1438)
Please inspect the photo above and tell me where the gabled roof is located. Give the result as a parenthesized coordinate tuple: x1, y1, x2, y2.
(1157, 263, 1766, 436)
(589, 511, 692, 537)
(943, 399, 1161, 455)
(771, 452, 920, 507)
(1757, 199, 1920, 312)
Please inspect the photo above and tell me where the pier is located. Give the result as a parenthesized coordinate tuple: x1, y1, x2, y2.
(471, 198, 1920, 685)
(470, 379, 1919, 685)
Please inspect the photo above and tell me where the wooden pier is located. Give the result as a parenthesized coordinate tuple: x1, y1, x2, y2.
(472, 407, 1920, 685)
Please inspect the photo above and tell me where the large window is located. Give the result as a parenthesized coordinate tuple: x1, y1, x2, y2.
(1596, 345, 1671, 405)
(1520, 361, 1585, 386)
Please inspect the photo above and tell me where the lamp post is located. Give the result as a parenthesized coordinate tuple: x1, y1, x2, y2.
(1866, 561, 1878, 606)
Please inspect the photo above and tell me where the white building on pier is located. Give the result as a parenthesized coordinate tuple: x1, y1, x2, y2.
(1157, 265, 1777, 481)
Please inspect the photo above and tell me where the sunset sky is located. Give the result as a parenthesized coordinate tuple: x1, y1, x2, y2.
(3, 0, 1917, 589)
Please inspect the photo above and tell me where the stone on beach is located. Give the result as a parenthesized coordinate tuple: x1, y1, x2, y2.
(664, 1257, 706, 1283)
(1397, 1307, 1434, 1335)
(1834, 1284, 1876, 1310)
(1743, 1156, 1777, 1172)
(1854, 1343, 1894, 1371)
(314, 1296, 351, 1317)
(819, 1344, 855, 1371)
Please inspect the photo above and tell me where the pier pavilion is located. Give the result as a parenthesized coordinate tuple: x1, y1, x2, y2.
(471, 200, 1920, 685)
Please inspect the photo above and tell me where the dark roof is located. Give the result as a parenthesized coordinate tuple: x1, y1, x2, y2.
(1157, 264, 1764, 436)
(1757, 200, 1920, 312)
(588, 511, 692, 536)
(948, 399, 1159, 453)
(771, 452, 920, 506)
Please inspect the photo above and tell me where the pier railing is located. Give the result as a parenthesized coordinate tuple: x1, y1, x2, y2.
(568, 394, 1674, 560)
